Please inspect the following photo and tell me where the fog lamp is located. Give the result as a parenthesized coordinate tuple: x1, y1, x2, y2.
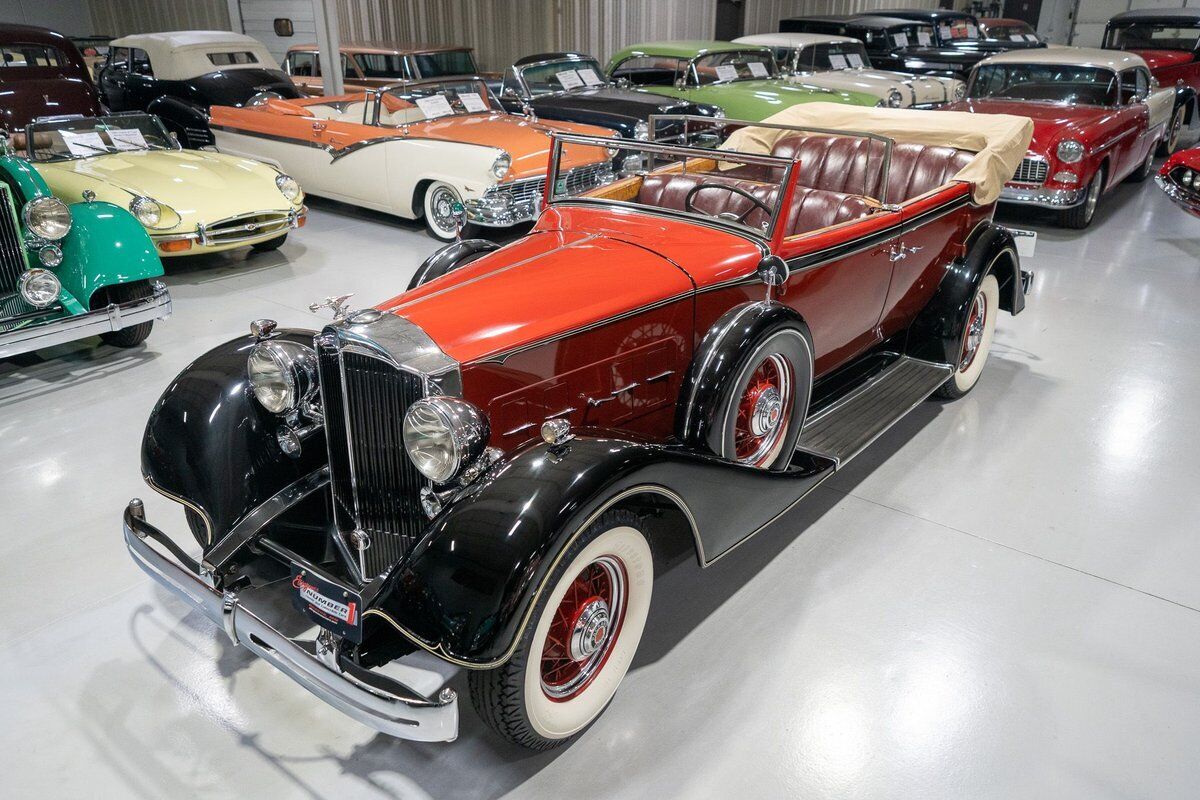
(18, 268, 61, 308)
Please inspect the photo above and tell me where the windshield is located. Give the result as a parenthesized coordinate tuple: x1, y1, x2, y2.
(795, 42, 871, 71)
(519, 58, 607, 94)
(377, 79, 497, 124)
(936, 18, 983, 45)
(693, 50, 776, 84)
(413, 49, 478, 77)
(25, 113, 178, 161)
(981, 22, 1040, 43)
(969, 63, 1117, 105)
(867, 25, 936, 50)
(1104, 22, 1200, 52)
(354, 52, 408, 78)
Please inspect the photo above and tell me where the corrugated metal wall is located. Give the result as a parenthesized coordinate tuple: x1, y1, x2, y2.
(89, 0, 231, 35)
(336, 0, 716, 72)
(741, 0, 940, 36)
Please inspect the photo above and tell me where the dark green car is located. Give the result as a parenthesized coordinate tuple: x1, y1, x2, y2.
(0, 132, 171, 358)
(606, 40, 878, 120)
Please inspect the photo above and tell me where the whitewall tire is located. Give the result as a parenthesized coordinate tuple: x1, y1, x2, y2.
(422, 181, 463, 241)
(469, 509, 653, 749)
(937, 273, 999, 399)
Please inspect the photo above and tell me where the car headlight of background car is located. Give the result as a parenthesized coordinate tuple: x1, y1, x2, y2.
(1056, 140, 1085, 164)
(886, 88, 904, 108)
(128, 195, 180, 230)
(491, 152, 511, 180)
(402, 396, 490, 484)
(275, 173, 302, 202)
(18, 268, 61, 308)
(22, 197, 72, 241)
(247, 340, 318, 415)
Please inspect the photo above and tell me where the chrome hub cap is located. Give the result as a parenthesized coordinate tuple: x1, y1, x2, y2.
(750, 386, 783, 437)
(568, 598, 611, 661)
(959, 291, 987, 371)
(541, 555, 627, 701)
(430, 188, 457, 233)
(734, 353, 794, 466)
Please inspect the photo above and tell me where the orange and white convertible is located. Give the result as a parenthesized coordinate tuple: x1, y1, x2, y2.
(209, 77, 618, 239)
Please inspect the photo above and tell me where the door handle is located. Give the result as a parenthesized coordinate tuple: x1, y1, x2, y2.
(312, 121, 327, 132)
(888, 243, 923, 262)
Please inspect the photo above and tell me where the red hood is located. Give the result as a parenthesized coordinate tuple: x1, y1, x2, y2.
(948, 98, 1113, 153)
(377, 229, 695, 364)
(1162, 145, 1200, 174)
(1129, 49, 1195, 71)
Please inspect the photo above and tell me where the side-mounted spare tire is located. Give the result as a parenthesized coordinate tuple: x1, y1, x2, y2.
(407, 239, 500, 291)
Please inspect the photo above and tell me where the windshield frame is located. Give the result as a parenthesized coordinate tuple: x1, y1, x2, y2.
(793, 41, 874, 73)
(515, 55, 609, 97)
(966, 63, 1119, 107)
(687, 49, 778, 86)
(23, 112, 180, 162)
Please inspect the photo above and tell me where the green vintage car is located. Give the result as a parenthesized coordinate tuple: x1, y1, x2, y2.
(0, 132, 171, 358)
(606, 40, 878, 120)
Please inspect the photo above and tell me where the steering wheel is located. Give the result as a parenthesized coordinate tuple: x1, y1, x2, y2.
(684, 183, 772, 223)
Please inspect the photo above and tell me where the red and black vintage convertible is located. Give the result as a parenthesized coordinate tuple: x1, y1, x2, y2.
(1157, 144, 1200, 216)
(122, 105, 1033, 749)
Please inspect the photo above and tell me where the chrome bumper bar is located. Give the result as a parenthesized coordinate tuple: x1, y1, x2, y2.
(121, 500, 459, 742)
(152, 206, 306, 247)
(463, 195, 539, 228)
(1156, 174, 1200, 218)
(0, 280, 171, 359)
(999, 184, 1086, 209)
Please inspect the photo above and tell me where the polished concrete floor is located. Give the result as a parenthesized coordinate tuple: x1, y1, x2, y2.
(3, 168, 1199, 799)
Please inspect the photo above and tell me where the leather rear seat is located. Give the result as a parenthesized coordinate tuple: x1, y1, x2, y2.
(637, 172, 875, 236)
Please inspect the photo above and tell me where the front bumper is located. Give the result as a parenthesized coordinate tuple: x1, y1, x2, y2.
(151, 206, 306, 255)
(0, 280, 171, 359)
(463, 194, 538, 228)
(1156, 174, 1200, 218)
(999, 184, 1086, 209)
(121, 500, 459, 742)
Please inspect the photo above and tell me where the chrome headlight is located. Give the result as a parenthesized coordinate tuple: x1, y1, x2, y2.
(490, 152, 511, 180)
(246, 339, 317, 415)
(1179, 169, 1194, 189)
(23, 196, 71, 241)
(1056, 140, 1085, 164)
(633, 120, 649, 140)
(18, 269, 61, 308)
(712, 108, 725, 119)
(276, 173, 301, 202)
(402, 396, 490, 484)
(129, 196, 163, 228)
(886, 88, 904, 108)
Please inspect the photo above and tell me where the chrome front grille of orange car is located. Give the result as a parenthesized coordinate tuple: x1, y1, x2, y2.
(1012, 156, 1049, 185)
(317, 336, 429, 580)
(488, 161, 615, 206)
(0, 184, 26, 295)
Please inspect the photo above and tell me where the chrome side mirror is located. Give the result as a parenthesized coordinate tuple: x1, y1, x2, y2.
(757, 255, 789, 287)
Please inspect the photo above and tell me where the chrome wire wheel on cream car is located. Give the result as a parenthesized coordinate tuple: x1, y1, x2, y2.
(936, 274, 999, 399)
(422, 181, 465, 241)
(469, 509, 653, 749)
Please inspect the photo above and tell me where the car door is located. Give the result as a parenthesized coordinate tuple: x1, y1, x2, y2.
(126, 48, 157, 109)
(309, 102, 392, 207)
(98, 47, 131, 110)
(1113, 68, 1151, 180)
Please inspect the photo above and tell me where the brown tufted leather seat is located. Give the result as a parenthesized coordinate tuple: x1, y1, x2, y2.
(727, 134, 975, 204)
(637, 172, 875, 236)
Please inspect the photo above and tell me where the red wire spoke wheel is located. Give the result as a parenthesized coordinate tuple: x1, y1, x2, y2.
(732, 353, 795, 467)
(539, 555, 627, 700)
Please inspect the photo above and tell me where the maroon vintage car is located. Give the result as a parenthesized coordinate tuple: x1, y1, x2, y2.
(0, 24, 102, 131)
(123, 106, 1033, 749)
(1104, 8, 1200, 153)
(948, 48, 1173, 228)
(1157, 144, 1200, 216)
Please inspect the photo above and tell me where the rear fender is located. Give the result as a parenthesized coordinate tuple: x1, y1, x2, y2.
(147, 96, 210, 145)
(366, 436, 834, 667)
(905, 222, 1020, 365)
(140, 330, 327, 547)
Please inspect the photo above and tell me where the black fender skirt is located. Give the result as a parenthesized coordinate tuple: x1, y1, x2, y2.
(367, 436, 835, 668)
(905, 222, 1022, 365)
(140, 330, 327, 548)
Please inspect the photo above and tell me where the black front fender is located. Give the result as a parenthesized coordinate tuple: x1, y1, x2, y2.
(140, 330, 327, 547)
(367, 436, 834, 667)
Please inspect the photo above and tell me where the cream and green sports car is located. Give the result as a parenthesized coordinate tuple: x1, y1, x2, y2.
(15, 112, 305, 256)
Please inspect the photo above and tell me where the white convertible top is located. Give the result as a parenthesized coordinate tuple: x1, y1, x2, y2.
(109, 31, 280, 80)
(733, 33, 861, 48)
(721, 102, 1033, 205)
(978, 47, 1148, 72)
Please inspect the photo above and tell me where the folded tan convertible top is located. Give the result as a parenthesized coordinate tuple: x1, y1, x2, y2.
(720, 102, 1034, 205)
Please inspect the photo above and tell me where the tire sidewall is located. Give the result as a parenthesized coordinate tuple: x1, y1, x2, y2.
(714, 326, 812, 470)
(949, 273, 1000, 394)
(521, 524, 654, 742)
(423, 181, 462, 241)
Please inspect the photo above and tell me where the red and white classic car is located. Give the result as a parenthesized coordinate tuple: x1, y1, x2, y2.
(209, 77, 617, 239)
(123, 104, 1033, 749)
(1104, 8, 1200, 154)
(1157, 144, 1200, 216)
(948, 48, 1175, 228)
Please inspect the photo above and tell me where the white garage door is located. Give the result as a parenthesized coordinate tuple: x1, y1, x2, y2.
(238, 0, 316, 63)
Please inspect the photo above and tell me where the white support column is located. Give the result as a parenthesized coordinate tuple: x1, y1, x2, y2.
(225, 0, 243, 33)
(314, 0, 343, 96)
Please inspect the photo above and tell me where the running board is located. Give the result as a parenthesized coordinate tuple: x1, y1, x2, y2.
(798, 356, 953, 467)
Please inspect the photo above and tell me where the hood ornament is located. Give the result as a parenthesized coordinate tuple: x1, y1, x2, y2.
(309, 294, 355, 323)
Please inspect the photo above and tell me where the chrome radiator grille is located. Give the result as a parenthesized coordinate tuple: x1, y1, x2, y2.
(201, 210, 292, 246)
(0, 184, 27, 295)
(1012, 156, 1048, 184)
(490, 161, 614, 205)
(317, 338, 429, 579)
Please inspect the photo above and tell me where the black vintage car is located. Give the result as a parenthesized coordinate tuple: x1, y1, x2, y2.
(781, 12, 1042, 79)
(496, 52, 723, 139)
(97, 31, 302, 148)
